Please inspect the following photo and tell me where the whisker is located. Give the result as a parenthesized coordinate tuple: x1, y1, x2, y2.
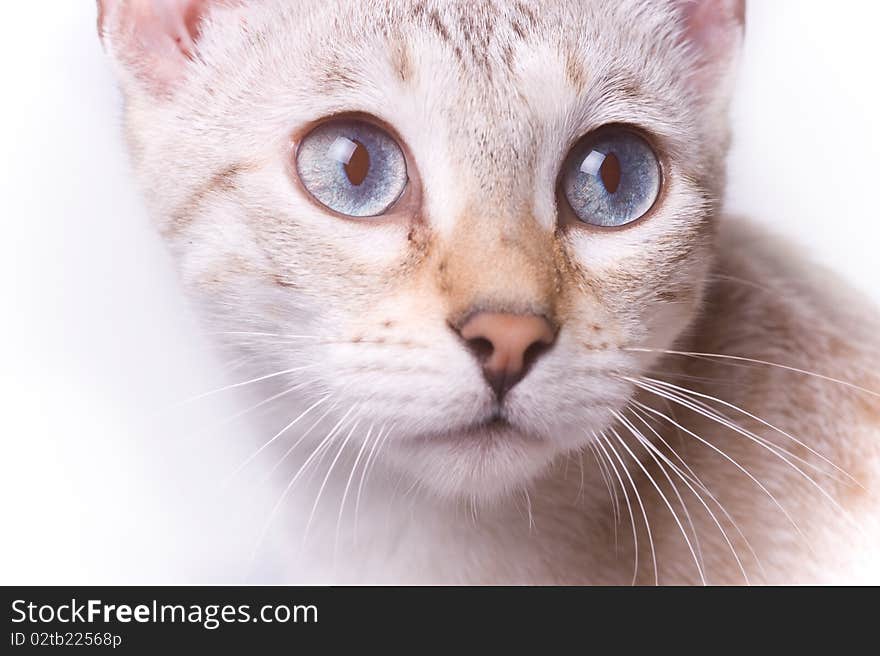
(642, 369, 731, 386)
(523, 488, 535, 533)
(630, 396, 811, 549)
(220, 353, 261, 374)
(588, 443, 621, 529)
(657, 387, 843, 483)
(628, 406, 761, 583)
(383, 457, 410, 536)
(641, 375, 861, 487)
(354, 423, 393, 544)
(576, 449, 587, 503)
(655, 394, 841, 496)
(609, 420, 703, 585)
(169, 363, 319, 409)
(334, 423, 374, 560)
(302, 413, 363, 551)
(464, 494, 476, 525)
(632, 404, 708, 493)
(706, 272, 777, 294)
(224, 394, 330, 484)
(629, 404, 762, 569)
(246, 402, 355, 573)
(624, 347, 880, 399)
(593, 432, 639, 584)
(602, 430, 659, 586)
(256, 404, 359, 555)
(262, 395, 353, 482)
(614, 410, 707, 583)
(190, 379, 315, 443)
(631, 377, 865, 536)
(211, 331, 323, 340)
(400, 472, 425, 510)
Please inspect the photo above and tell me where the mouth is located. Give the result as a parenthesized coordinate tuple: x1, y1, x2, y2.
(393, 405, 557, 501)
(424, 408, 529, 445)
(467, 410, 510, 433)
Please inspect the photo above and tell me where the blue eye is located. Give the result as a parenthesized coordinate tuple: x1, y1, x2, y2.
(296, 119, 408, 217)
(561, 128, 661, 227)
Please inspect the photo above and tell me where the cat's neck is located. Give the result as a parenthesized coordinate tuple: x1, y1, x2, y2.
(265, 430, 636, 583)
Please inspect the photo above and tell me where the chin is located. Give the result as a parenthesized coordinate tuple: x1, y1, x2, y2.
(388, 419, 566, 504)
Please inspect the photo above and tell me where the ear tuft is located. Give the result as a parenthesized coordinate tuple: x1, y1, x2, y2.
(97, 0, 215, 96)
(679, 0, 745, 51)
(674, 0, 745, 92)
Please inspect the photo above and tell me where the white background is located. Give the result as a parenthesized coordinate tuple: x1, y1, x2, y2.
(1, 2, 878, 583)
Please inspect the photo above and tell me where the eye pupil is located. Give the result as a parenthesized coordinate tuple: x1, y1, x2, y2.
(344, 140, 370, 186)
(297, 120, 407, 218)
(599, 152, 621, 194)
(563, 129, 660, 227)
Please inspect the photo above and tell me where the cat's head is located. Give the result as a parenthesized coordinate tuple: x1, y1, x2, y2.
(100, 0, 744, 502)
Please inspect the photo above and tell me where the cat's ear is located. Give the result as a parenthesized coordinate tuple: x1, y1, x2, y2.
(97, 0, 222, 96)
(673, 0, 745, 93)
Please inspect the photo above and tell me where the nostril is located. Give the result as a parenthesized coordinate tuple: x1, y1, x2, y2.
(454, 311, 557, 400)
(465, 336, 495, 363)
(522, 338, 552, 375)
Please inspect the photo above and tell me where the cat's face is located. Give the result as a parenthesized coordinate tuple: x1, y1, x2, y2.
(102, 0, 742, 501)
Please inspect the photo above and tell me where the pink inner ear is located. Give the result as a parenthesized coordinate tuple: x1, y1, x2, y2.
(674, 0, 745, 91)
(99, 0, 215, 92)
(679, 0, 745, 53)
(181, 0, 211, 50)
(137, 0, 204, 58)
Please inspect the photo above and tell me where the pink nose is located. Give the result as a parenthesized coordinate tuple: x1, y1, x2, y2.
(458, 312, 556, 399)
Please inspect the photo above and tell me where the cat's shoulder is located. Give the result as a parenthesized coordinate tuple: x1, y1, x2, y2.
(702, 218, 880, 570)
(709, 216, 880, 356)
(698, 216, 880, 457)
(707, 215, 880, 471)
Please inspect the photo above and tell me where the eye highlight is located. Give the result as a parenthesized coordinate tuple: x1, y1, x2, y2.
(295, 119, 408, 218)
(561, 128, 661, 227)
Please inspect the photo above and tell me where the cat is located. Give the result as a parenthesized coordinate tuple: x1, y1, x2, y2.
(99, 0, 880, 584)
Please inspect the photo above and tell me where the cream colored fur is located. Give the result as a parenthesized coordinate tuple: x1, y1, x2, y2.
(101, 0, 880, 583)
